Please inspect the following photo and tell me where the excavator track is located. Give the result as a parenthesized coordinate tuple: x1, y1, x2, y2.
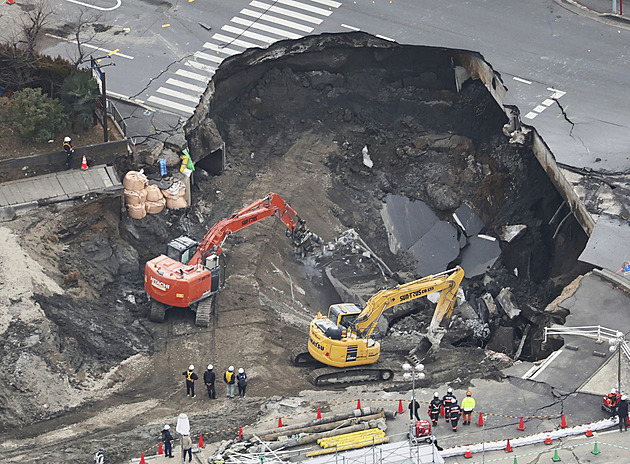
(307, 366, 394, 387)
(195, 297, 213, 327)
(290, 348, 319, 367)
(149, 299, 167, 322)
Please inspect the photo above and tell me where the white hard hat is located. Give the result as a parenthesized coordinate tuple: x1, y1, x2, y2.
(612, 388, 617, 394)
(238, 368, 244, 374)
(623, 395, 628, 401)
(434, 392, 439, 398)
(229, 366, 234, 371)
(64, 136, 71, 142)
(164, 424, 170, 430)
(447, 387, 453, 393)
(189, 365, 194, 370)
(208, 364, 213, 370)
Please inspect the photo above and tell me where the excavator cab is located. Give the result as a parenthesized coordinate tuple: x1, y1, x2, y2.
(166, 236, 198, 265)
(328, 303, 361, 329)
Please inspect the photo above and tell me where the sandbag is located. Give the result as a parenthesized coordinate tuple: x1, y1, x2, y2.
(124, 188, 147, 206)
(128, 203, 147, 219)
(162, 182, 185, 199)
(166, 196, 188, 209)
(146, 184, 164, 202)
(146, 198, 166, 214)
(123, 171, 148, 190)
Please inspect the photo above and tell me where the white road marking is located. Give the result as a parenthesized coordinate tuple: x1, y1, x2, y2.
(156, 87, 200, 103)
(512, 76, 532, 84)
(194, 51, 223, 64)
(213, 33, 263, 49)
(533, 105, 547, 113)
(241, 9, 314, 32)
(250, 1, 323, 24)
(165, 78, 205, 93)
(232, 17, 302, 39)
(185, 60, 216, 73)
(530, 349, 563, 380)
(65, 0, 121, 11)
(45, 34, 134, 59)
(147, 95, 195, 113)
(274, 0, 332, 16)
(309, 0, 341, 7)
(341, 24, 360, 31)
(222, 25, 276, 44)
(542, 99, 555, 106)
(548, 87, 566, 99)
(376, 34, 395, 42)
(203, 42, 241, 56)
(524, 111, 538, 119)
(175, 69, 211, 82)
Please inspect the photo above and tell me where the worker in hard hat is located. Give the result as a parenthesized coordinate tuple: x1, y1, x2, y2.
(63, 136, 74, 170)
(461, 391, 476, 425)
(619, 394, 629, 432)
(449, 398, 461, 432)
(224, 365, 236, 398)
(182, 365, 198, 398)
(204, 364, 216, 399)
(408, 395, 421, 420)
(607, 388, 619, 419)
(428, 392, 442, 427)
(161, 424, 174, 458)
(93, 448, 104, 464)
(442, 388, 456, 422)
(237, 367, 248, 398)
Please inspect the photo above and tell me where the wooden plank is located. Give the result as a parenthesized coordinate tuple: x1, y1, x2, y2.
(56, 172, 77, 195)
(97, 168, 114, 188)
(85, 169, 106, 190)
(0, 188, 8, 206)
(105, 165, 122, 185)
(71, 171, 90, 192)
(17, 180, 38, 202)
(40, 176, 63, 199)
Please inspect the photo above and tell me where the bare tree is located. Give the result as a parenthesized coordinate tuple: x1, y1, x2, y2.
(69, 8, 104, 71)
(19, 0, 55, 59)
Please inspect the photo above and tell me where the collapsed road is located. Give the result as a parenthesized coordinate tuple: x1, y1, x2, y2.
(0, 33, 594, 462)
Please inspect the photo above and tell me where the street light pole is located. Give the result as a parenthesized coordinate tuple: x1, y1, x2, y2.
(609, 331, 625, 393)
(402, 362, 426, 462)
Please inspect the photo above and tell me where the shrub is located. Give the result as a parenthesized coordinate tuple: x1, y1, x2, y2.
(5, 87, 68, 142)
(60, 71, 99, 132)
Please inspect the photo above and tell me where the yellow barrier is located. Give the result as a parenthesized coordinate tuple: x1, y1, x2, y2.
(318, 429, 385, 448)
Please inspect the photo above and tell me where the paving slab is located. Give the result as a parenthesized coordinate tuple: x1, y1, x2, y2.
(579, 214, 630, 276)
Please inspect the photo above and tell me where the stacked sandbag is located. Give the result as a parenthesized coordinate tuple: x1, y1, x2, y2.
(145, 184, 166, 214)
(162, 182, 188, 209)
(124, 171, 149, 219)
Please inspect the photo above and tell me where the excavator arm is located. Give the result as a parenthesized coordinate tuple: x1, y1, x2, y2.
(352, 266, 465, 339)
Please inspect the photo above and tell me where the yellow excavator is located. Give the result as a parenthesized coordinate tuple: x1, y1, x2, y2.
(292, 266, 465, 386)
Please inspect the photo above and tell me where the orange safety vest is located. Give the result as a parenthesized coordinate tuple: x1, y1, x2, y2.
(186, 370, 194, 381)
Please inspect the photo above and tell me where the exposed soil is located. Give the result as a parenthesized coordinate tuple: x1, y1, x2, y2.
(0, 34, 591, 463)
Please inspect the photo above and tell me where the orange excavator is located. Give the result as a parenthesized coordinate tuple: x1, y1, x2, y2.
(145, 192, 320, 326)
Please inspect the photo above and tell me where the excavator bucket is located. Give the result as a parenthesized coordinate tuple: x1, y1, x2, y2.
(409, 329, 447, 363)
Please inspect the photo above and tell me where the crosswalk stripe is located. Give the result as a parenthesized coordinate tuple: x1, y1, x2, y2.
(165, 78, 205, 93)
(250, 1, 323, 24)
(185, 60, 216, 73)
(221, 25, 276, 44)
(194, 51, 223, 64)
(175, 69, 211, 82)
(309, 0, 341, 7)
(240, 8, 314, 32)
(147, 95, 195, 114)
(275, 0, 332, 16)
(232, 17, 302, 39)
(213, 33, 263, 49)
(203, 42, 241, 56)
(156, 87, 200, 103)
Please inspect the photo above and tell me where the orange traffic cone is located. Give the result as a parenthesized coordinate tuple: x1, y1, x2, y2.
(158, 442, 163, 455)
(278, 417, 283, 427)
(544, 431, 553, 445)
(7, 0, 14, 4)
(357, 399, 361, 410)
(517, 416, 525, 431)
(317, 407, 322, 419)
(198, 433, 204, 448)
(398, 400, 404, 414)
(505, 438, 512, 453)
(464, 444, 472, 459)
(585, 422, 593, 437)
(477, 412, 484, 427)
(139, 452, 146, 464)
(238, 425, 243, 440)
(80, 155, 88, 170)
(440, 404, 445, 417)
(560, 413, 567, 429)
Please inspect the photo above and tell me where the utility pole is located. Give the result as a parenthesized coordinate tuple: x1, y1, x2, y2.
(88, 55, 116, 142)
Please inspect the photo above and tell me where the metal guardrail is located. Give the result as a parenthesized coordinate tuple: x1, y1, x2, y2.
(106, 99, 126, 138)
(544, 325, 630, 361)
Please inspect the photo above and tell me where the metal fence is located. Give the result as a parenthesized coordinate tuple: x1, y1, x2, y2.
(544, 325, 630, 360)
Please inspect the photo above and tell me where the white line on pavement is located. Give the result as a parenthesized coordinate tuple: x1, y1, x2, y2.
(165, 78, 205, 93)
(275, 0, 332, 16)
(513, 76, 532, 84)
(241, 9, 314, 32)
(376, 34, 395, 42)
(147, 95, 195, 114)
(250, 1, 323, 24)
(222, 24, 277, 44)
(194, 51, 224, 64)
(203, 42, 241, 56)
(530, 350, 563, 380)
(65, 0, 121, 11)
(175, 69, 211, 82)
(232, 17, 302, 39)
(156, 87, 200, 103)
(309, 0, 341, 7)
(82, 43, 134, 59)
(341, 24, 360, 31)
(212, 33, 262, 50)
(185, 60, 216, 74)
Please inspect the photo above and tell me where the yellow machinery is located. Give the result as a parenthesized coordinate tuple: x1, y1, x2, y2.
(294, 266, 464, 385)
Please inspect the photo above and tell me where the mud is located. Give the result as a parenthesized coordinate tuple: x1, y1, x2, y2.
(0, 33, 591, 462)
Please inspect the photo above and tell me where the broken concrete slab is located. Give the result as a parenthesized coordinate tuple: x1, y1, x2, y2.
(453, 203, 484, 237)
(578, 214, 630, 276)
(408, 220, 460, 276)
(380, 195, 437, 252)
(459, 234, 501, 277)
(501, 224, 527, 242)
(496, 288, 521, 319)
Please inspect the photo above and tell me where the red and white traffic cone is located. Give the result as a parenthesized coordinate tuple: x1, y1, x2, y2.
(517, 416, 526, 431)
(464, 444, 472, 459)
(560, 413, 568, 429)
(585, 422, 593, 437)
(545, 431, 553, 445)
(80, 154, 88, 170)
(505, 438, 512, 453)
